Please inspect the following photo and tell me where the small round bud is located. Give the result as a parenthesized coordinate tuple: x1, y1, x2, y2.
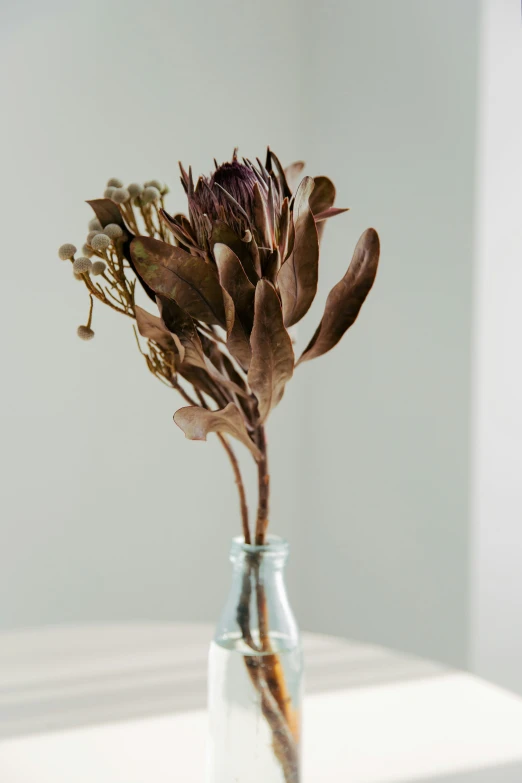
(58, 243, 77, 260)
(103, 223, 123, 239)
(145, 179, 163, 191)
(91, 233, 111, 251)
(73, 257, 93, 274)
(77, 325, 95, 341)
(91, 260, 107, 276)
(161, 184, 170, 195)
(107, 178, 123, 188)
(112, 187, 130, 204)
(88, 217, 102, 231)
(128, 182, 143, 198)
(142, 186, 160, 204)
(86, 230, 102, 244)
(104, 187, 115, 199)
(81, 244, 94, 258)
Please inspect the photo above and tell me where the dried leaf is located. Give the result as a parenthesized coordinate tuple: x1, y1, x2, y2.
(298, 228, 380, 364)
(135, 305, 177, 354)
(284, 161, 305, 193)
(247, 280, 295, 422)
(174, 403, 261, 461)
(314, 207, 349, 221)
(131, 237, 228, 326)
(211, 221, 260, 283)
(266, 148, 292, 199)
(214, 242, 255, 368)
(87, 199, 127, 229)
(253, 182, 271, 249)
(278, 177, 319, 327)
(308, 176, 336, 216)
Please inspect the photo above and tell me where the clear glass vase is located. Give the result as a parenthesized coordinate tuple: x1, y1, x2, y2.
(206, 535, 303, 783)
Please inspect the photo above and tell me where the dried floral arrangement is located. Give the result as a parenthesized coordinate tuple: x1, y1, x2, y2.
(57, 149, 380, 782)
(58, 150, 379, 545)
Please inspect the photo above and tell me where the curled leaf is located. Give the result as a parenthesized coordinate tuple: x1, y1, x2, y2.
(248, 280, 295, 422)
(174, 403, 261, 461)
(284, 161, 305, 193)
(131, 237, 228, 326)
(278, 177, 319, 327)
(298, 228, 380, 364)
(211, 221, 261, 282)
(314, 206, 349, 222)
(135, 305, 177, 355)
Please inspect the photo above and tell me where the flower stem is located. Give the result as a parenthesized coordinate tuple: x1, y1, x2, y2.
(255, 425, 270, 545)
(217, 434, 250, 545)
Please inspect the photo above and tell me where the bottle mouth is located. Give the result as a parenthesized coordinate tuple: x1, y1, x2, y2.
(230, 535, 289, 559)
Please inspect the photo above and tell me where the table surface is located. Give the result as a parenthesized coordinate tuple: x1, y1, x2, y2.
(1, 624, 522, 783)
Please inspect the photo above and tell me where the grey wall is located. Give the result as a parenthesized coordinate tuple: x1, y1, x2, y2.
(294, 0, 479, 667)
(0, 0, 488, 676)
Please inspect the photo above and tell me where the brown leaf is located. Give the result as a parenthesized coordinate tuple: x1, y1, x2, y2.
(314, 207, 349, 221)
(252, 182, 271, 249)
(266, 148, 292, 199)
(131, 237, 228, 326)
(210, 221, 261, 282)
(135, 305, 177, 354)
(214, 243, 255, 368)
(284, 161, 305, 193)
(298, 228, 380, 364)
(247, 280, 295, 422)
(308, 176, 340, 243)
(308, 176, 336, 216)
(278, 177, 319, 327)
(87, 199, 127, 229)
(174, 403, 261, 461)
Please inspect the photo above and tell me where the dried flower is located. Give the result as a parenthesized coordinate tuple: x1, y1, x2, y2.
(87, 230, 102, 244)
(77, 325, 95, 340)
(73, 257, 93, 274)
(90, 233, 110, 251)
(142, 186, 160, 204)
(104, 187, 115, 199)
(112, 187, 130, 204)
(128, 183, 143, 198)
(88, 217, 102, 231)
(91, 260, 107, 276)
(58, 243, 77, 260)
(107, 178, 123, 188)
(103, 223, 123, 239)
(81, 244, 94, 258)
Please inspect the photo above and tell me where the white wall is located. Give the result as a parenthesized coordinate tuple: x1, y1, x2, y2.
(1, 0, 504, 682)
(471, 0, 522, 694)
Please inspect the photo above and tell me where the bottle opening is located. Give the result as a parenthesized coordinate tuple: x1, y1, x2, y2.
(230, 535, 289, 561)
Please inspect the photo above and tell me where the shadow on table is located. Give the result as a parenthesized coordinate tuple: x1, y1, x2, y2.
(403, 759, 522, 783)
(0, 624, 446, 740)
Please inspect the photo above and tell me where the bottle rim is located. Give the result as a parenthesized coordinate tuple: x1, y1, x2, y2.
(230, 534, 289, 557)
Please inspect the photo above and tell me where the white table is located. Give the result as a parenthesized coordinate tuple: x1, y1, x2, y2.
(1, 624, 522, 782)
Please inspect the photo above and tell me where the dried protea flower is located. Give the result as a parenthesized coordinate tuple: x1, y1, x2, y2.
(107, 178, 123, 188)
(90, 233, 110, 252)
(58, 243, 77, 260)
(103, 223, 123, 239)
(128, 182, 143, 198)
(77, 325, 94, 340)
(91, 260, 106, 276)
(142, 186, 160, 204)
(112, 188, 130, 204)
(73, 257, 93, 274)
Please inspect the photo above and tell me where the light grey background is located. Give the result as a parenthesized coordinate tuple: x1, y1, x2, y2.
(0, 0, 520, 698)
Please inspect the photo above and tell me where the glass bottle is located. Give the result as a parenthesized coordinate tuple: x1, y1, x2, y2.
(206, 535, 302, 783)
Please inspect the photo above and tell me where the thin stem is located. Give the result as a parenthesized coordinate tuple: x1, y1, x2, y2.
(217, 434, 250, 545)
(255, 424, 270, 545)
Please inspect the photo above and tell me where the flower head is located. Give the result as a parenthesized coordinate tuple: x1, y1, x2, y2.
(91, 233, 110, 252)
(142, 186, 160, 204)
(58, 243, 77, 260)
(103, 223, 123, 239)
(88, 217, 102, 231)
(107, 178, 123, 188)
(91, 260, 106, 276)
(77, 325, 95, 340)
(128, 183, 143, 198)
(112, 188, 130, 204)
(73, 257, 93, 274)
